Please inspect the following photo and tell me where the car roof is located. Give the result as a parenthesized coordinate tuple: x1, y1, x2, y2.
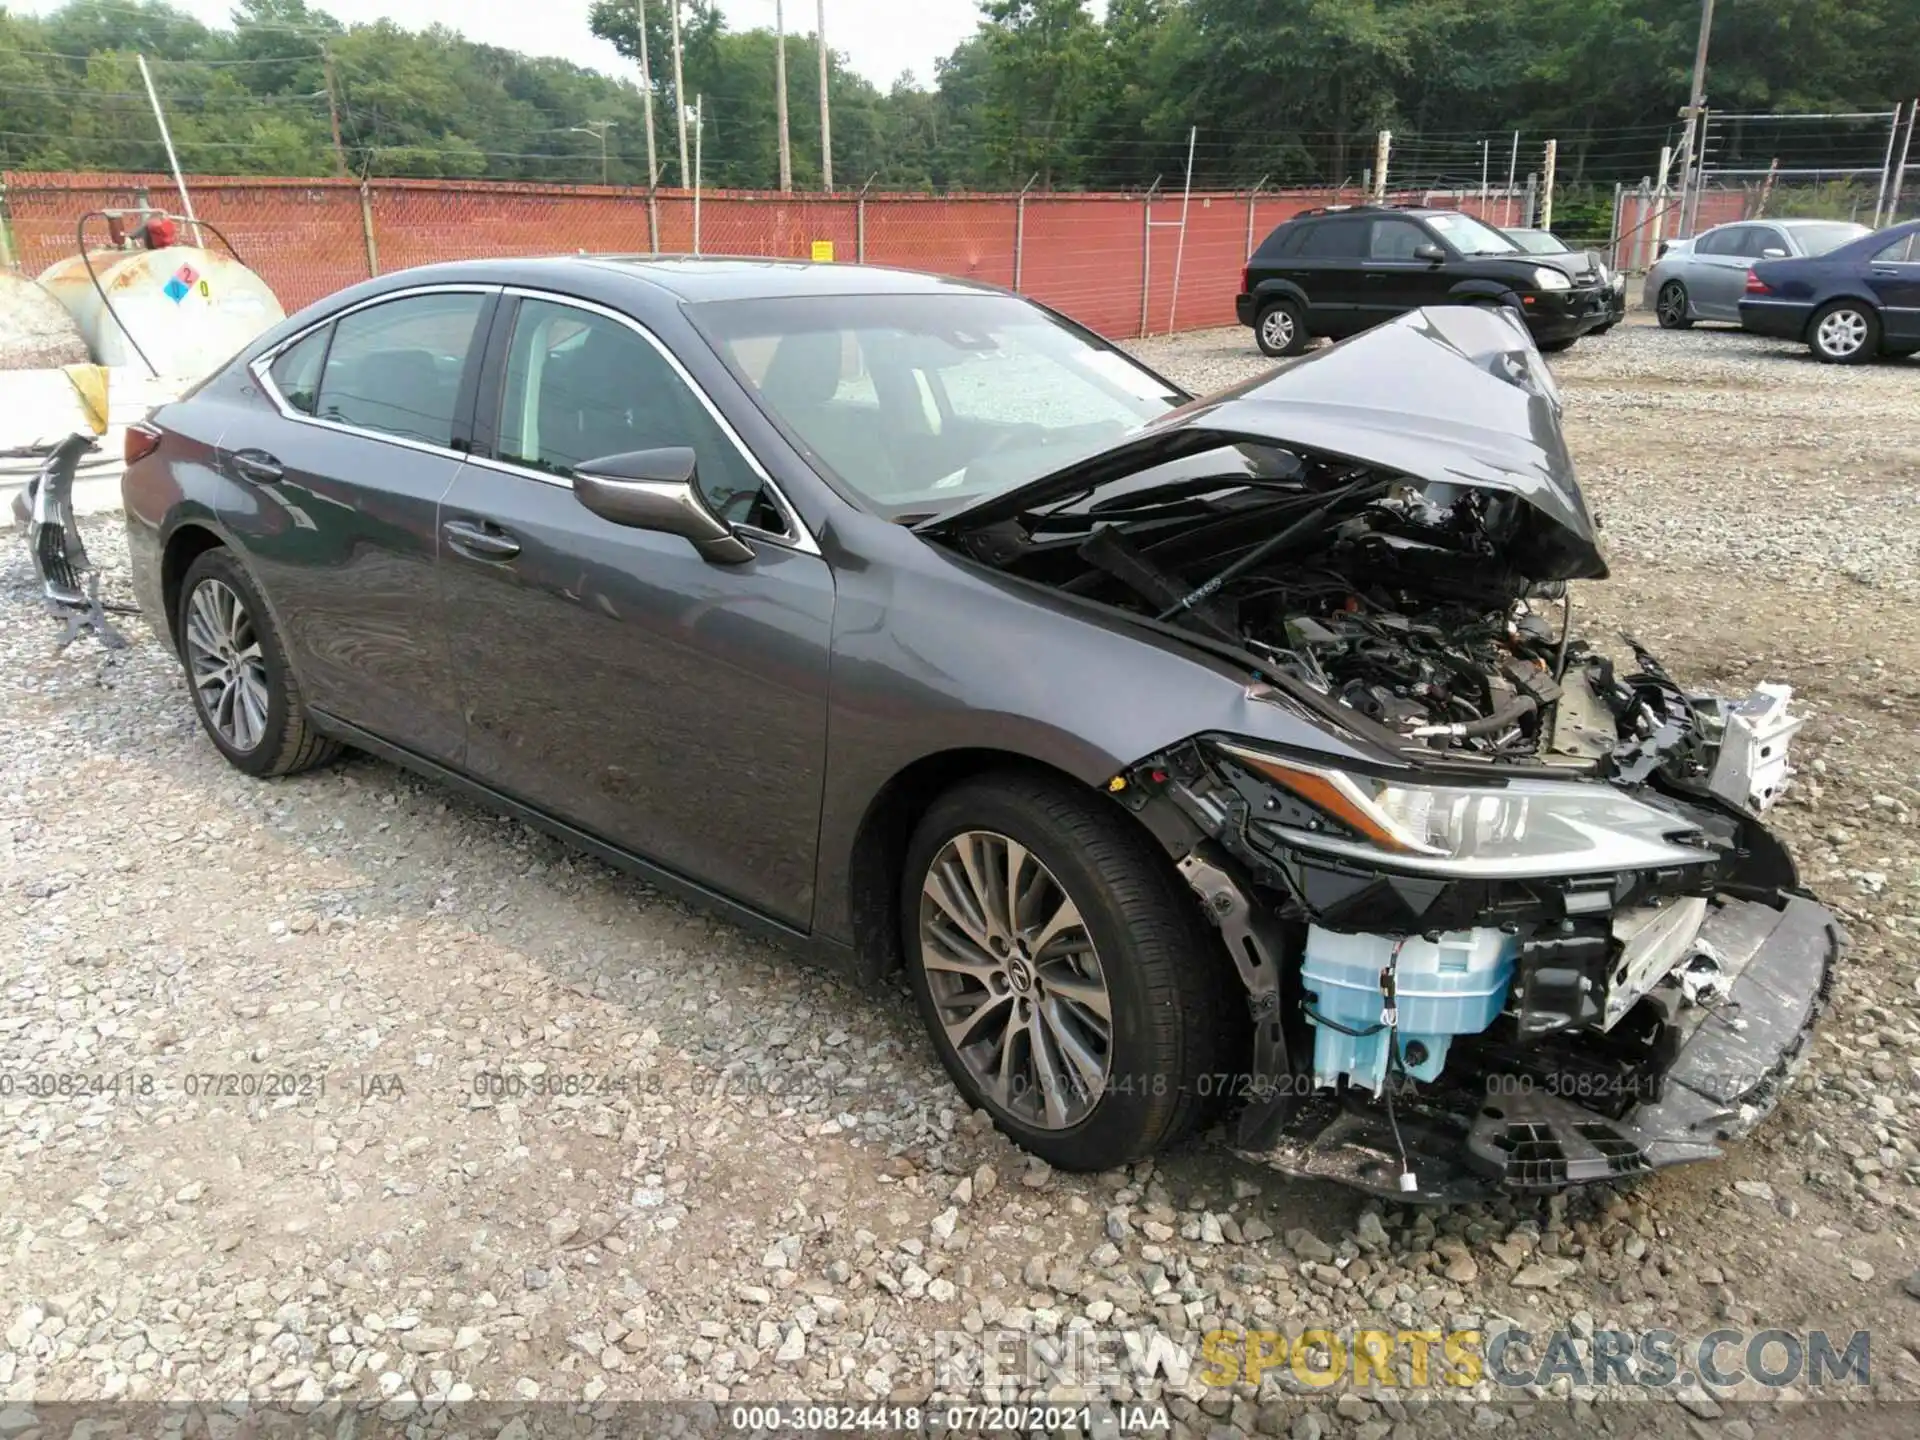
(342, 254, 1006, 302)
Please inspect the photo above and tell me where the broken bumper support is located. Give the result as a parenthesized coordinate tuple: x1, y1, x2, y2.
(1237, 893, 1842, 1201)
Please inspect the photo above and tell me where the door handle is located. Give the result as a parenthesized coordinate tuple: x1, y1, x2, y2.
(442, 518, 521, 561)
(1871, 266, 1900, 277)
(229, 449, 283, 483)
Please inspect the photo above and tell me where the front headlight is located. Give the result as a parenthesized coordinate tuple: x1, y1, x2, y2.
(1215, 745, 1712, 878)
(1531, 266, 1573, 291)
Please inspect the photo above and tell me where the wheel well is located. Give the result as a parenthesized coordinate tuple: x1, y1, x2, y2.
(848, 749, 1112, 980)
(160, 524, 224, 649)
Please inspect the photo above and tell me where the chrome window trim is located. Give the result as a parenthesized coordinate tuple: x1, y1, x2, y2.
(248, 283, 500, 465)
(493, 286, 819, 556)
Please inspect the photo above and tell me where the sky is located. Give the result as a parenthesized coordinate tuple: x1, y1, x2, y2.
(17, 0, 987, 89)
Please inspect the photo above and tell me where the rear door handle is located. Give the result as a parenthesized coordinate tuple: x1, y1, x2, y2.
(1871, 266, 1901, 277)
(442, 518, 521, 561)
(230, 449, 283, 483)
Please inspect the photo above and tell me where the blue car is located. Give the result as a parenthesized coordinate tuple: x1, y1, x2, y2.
(1740, 218, 1920, 364)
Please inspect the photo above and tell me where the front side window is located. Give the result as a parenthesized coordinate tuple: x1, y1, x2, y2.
(315, 292, 485, 446)
(495, 298, 774, 529)
(1368, 218, 1432, 260)
(689, 293, 1183, 518)
(268, 327, 329, 416)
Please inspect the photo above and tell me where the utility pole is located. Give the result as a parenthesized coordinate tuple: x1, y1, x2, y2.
(775, 0, 792, 192)
(1674, 0, 1715, 236)
(571, 121, 616, 183)
(1372, 130, 1391, 201)
(670, 0, 690, 187)
(817, 0, 833, 191)
(636, 0, 659, 188)
(322, 45, 349, 177)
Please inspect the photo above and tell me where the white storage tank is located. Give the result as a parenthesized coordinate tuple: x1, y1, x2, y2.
(0, 270, 90, 370)
(38, 245, 285, 381)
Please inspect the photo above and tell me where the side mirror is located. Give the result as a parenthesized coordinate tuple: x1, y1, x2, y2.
(1760, 247, 1787, 259)
(1414, 242, 1447, 263)
(573, 446, 754, 565)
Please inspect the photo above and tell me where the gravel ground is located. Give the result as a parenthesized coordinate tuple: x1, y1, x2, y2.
(4, 313, 1920, 1437)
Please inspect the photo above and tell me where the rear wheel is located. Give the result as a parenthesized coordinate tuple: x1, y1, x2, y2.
(177, 549, 340, 778)
(1254, 298, 1310, 357)
(1807, 301, 1879, 365)
(902, 773, 1231, 1170)
(1656, 281, 1692, 329)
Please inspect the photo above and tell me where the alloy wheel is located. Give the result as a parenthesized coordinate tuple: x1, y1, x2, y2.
(1657, 284, 1688, 327)
(1816, 308, 1868, 359)
(1260, 308, 1295, 351)
(184, 578, 271, 752)
(918, 829, 1113, 1130)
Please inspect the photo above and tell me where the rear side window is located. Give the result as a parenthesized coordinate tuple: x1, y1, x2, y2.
(1296, 220, 1366, 259)
(268, 328, 329, 416)
(1874, 234, 1915, 263)
(1696, 227, 1750, 257)
(316, 292, 486, 447)
(1256, 224, 1307, 259)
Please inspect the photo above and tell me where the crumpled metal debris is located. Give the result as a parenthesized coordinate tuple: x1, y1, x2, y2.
(11, 432, 128, 650)
(1678, 939, 1733, 1009)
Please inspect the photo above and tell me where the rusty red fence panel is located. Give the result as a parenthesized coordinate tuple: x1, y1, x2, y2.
(5, 170, 1417, 340)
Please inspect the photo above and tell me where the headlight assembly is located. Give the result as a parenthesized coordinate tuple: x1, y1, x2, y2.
(1531, 266, 1573, 292)
(1214, 743, 1712, 878)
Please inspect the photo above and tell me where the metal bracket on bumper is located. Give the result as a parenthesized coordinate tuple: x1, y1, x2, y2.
(1239, 894, 1842, 1201)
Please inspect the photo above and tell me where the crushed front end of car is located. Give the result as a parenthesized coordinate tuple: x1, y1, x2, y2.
(922, 304, 1841, 1200)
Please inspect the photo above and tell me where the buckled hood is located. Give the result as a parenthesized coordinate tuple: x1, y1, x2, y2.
(919, 305, 1608, 582)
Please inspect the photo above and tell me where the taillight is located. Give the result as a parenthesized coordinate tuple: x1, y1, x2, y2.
(1745, 269, 1771, 295)
(1241, 264, 1251, 294)
(125, 421, 163, 465)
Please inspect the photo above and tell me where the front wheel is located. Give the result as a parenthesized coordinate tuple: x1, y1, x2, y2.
(1656, 281, 1692, 329)
(1807, 301, 1880, 365)
(177, 548, 341, 778)
(902, 774, 1232, 1170)
(1254, 298, 1310, 357)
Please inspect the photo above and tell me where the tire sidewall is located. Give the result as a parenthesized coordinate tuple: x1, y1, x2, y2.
(1255, 299, 1306, 357)
(1809, 302, 1878, 365)
(900, 785, 1193, 1170)
(176, 550, 298, 777)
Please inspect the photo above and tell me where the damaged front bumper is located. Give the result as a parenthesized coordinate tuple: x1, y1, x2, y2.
(1124, 675, 1843, 1201)
(1240, 892, 1840, 1201)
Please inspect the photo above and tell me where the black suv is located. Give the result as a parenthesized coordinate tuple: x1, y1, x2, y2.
(1236, 204, 1613, 357)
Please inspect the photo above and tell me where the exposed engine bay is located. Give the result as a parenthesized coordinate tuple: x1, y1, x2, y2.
(921, 306, 1838, 1200)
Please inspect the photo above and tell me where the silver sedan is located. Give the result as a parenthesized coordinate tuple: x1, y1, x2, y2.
(1643, 218, 1870, 326)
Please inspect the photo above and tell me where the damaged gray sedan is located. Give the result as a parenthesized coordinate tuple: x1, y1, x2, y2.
(123, 258, 1838, 1201)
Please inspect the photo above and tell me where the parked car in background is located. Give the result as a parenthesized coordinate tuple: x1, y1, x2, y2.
(1644, 218, 1871, 327)
(1740, 218, 1920, 364)
(122, 258, 1837, 1198)
(1237, 204, 1613, 356)
(1505, 227, 1628, 333)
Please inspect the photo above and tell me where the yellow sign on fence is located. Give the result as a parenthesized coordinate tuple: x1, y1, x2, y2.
(810, 240, 835, 263)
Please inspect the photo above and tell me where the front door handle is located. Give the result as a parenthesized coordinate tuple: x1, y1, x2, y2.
(442, 518, 521, 561)
(230, 449, 283, 483)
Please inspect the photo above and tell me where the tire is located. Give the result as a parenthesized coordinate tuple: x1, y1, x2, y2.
(176, 548, 341, 778)
(901, 772, 1233, 1171)
(1254, 298, 1310, 357)
(1806, 300, 1880, 365)
(1656, 281, 1692, 329)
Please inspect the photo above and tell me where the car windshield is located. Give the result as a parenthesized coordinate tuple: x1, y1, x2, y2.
(1793, 222, 1872, 256)
(1423, 211, 1522, 256)
(688, 293, 1185, 518)
(1508, 230, 1570, 254)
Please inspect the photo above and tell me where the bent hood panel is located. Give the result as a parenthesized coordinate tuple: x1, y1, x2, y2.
(922, 306, 1607, 582)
